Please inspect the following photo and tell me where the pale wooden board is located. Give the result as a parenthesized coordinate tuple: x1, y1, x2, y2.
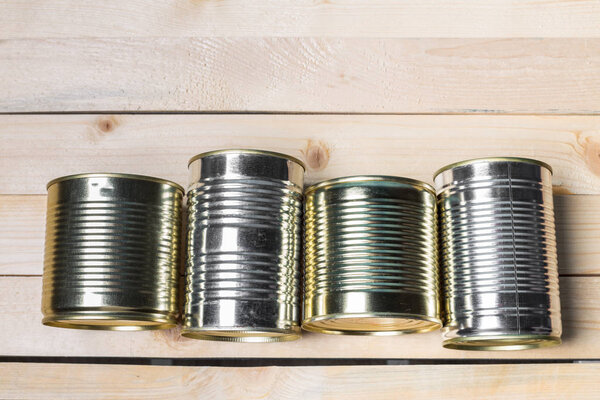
(2, 1, 600, 39)
(2, 39, 600, 113)
(0, 195, 45, 275)
(2, 363, 600, 400)
(555, 195, 600, 276)
(2, 114, 600, 194)
(0, 276, 596, 359)
(1, 194, 597, 276)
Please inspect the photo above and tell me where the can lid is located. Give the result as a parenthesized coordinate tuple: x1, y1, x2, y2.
(304, 175, 435, 196)
(188, 149, 306, 170)
(433, 157, 553, 179)
(46, 173, 184, 192)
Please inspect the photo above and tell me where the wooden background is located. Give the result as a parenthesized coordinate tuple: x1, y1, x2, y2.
(1, 1, 600, 398)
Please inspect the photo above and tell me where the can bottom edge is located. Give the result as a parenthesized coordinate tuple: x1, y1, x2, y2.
(42, 314, 177, 331)
(443, 335, 562, 351)
(181, 327, 301, 343)
(302, 313, 442, 336)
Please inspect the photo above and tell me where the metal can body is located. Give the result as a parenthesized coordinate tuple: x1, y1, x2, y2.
(183, 150, 304, 342)
(42, 173, 183, 330)
(435, 158, 561, 350)
(302, 176, 441, 335)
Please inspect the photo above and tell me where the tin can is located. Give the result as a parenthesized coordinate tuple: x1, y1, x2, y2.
(435, 158, 561, 350)
(42, 173, 183, 330)
(302, 176, 441, 335)
(183, 149, 304, 342)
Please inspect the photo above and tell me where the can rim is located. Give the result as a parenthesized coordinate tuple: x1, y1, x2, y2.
(181, 326, 301, 343)
(302, 312, 442, 336)
(46, 173, 184, 192)
(42, 313, 177, 331)
(187, 149, 306, 170)
(433, 157, 553, 179)
(442, 335, 561, 351)
(304, 175, 435, 196)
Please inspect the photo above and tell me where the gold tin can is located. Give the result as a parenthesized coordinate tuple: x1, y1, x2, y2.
(302, 176, 442, 335)
(435, 158, 561, 350)
(42, 173, 183, 330)
(183, 149, 304, 342)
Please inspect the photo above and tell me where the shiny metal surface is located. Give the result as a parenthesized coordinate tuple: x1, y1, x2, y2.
(42, 173, 183, 330)
(302, 176, 442, 335)
(435, 158, 561, 350)
(183, 149, 304, 342)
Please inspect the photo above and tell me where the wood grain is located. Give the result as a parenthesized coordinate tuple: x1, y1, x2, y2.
(2, 194, 598, 276)
(2, 39, 600, 113)
(0, 195, 45, 275)
(0, 276, 596, 359)
(2, 363, 600, 399)
(555, 195, 600, 276)
(2, 114, 600, 194)
(2, 1, 600, 39)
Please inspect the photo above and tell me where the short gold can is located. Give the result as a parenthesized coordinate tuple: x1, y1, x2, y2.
(42, 173, 183, 330)
(302, 176, 442, 335)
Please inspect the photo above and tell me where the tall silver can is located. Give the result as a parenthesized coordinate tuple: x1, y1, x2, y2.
(183, 149, 304, 342)
(435, 158, 561, 350)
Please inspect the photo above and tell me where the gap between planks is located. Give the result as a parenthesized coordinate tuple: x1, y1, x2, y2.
(2, 363, 600, 399)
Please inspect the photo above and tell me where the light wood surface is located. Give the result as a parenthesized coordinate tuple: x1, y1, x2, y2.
(2, 114, 600, 194)
(2, 363, 600, 399)
(2, 194, 598, 276)
(3, 1, 600, 39)
(0, 276, 595, 359)
(3, 39, 600, 113)
(0, 195, 45, 275)
(3, 0, 599, 393)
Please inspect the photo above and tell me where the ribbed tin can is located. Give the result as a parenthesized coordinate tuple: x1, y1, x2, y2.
(183, 149, 304, 342)
(302, 176, 441, 335)
(435, 158, 561, 350)
(42, 173, 183, 330)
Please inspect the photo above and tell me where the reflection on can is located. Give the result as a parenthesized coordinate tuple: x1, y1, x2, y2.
(42, 173, 183, 330)
(302, 176, 441, 335)
(183, 149, 304, 342)
(435, 158, 561, 350)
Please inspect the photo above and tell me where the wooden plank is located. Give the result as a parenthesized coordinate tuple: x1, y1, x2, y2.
(555, 195, 600, 276)
(0, 276, 596, 359)
(0, 195, 45, 275)
(2, 39, 600, 113)
(2, 363, 600, 400)
(2, 114, 600, 194)
(2, 194, 598, 276)
(3, 1, 600, 39)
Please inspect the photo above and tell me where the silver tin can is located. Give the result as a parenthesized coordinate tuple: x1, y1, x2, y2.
(42, 173, 183, 330)
(183, 149, 304, 342)
(302, 176, 442, 335)
(435, 158, 561, 350)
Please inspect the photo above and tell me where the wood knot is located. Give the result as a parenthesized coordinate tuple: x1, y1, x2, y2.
(152, 325, 185, 349)
(95, 116, 118, 134)
(584, 139, 600, 177)
(305, 141, 329, 171)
